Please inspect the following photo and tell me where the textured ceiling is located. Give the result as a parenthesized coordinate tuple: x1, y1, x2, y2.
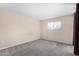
(0, 3, 76, 20)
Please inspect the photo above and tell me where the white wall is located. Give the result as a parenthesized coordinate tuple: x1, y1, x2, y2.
(0, 10, 40, 50)
(40, 15, 74, 45)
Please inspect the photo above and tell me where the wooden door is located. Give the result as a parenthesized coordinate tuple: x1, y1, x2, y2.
(74, 3, 79, 55)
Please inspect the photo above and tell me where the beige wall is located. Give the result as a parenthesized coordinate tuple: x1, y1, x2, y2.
(0, 9, 74, 50)
(40, 15, 74, 45)
(0, 10, 40, 50)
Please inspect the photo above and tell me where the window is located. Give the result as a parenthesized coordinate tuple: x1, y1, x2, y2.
(48, 21, 62, 30)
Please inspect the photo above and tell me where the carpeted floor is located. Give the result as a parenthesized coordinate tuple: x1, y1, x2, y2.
(12, 39, 74, 56)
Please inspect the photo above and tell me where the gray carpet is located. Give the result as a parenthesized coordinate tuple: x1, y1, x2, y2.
(12, 39, 74, 56)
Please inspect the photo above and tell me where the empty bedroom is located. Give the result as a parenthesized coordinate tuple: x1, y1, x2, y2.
(0, 3, 77, 56)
